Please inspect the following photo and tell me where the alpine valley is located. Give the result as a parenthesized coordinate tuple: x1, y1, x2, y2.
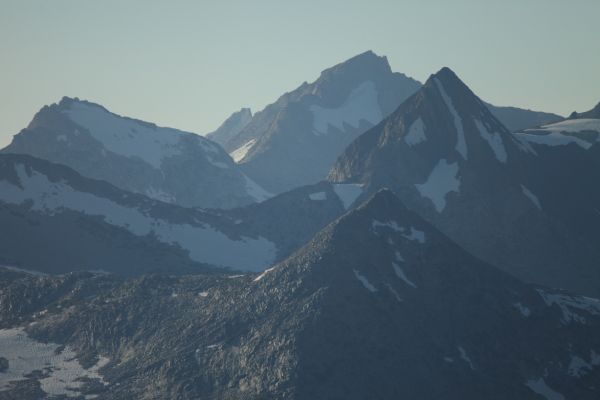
(1, 50, 599, 399)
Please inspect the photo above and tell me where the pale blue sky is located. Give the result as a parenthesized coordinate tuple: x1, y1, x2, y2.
(1, 0, 599, 147)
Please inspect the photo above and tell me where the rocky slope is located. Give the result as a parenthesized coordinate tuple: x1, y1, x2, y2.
(1, 190, 599, 399)
(2, 97, 268, 209)
(0, 154, 350, 275)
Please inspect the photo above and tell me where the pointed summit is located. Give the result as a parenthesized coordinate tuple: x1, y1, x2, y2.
(328, 67, 600, 297)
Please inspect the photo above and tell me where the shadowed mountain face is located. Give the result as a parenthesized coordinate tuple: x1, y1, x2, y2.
(2, 97, 269, 209)
(512, 115, 600, 293)
(329, 68, 600, 297)
(215, 51, 422, 194)
(1, 190, 599, 399)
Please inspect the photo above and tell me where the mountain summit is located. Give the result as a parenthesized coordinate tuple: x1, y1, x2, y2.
(217, 51, 421, 193)
(329, 67, 600, 297)
(2, 97, 269, 209)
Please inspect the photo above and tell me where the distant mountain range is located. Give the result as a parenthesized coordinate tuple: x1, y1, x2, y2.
(210, 51, 561, 194)
(1, 190, 599, 399)
(1, 50, 599, 399)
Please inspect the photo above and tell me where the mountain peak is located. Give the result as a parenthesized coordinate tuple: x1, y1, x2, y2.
(433, 66, 458, 79)
(317, 50, 392, 82)
(427, 66, 476, 102)
(327, 188, 421, 243)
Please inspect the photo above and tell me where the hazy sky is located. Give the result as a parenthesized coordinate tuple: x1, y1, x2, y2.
(1, 0, 599, 147)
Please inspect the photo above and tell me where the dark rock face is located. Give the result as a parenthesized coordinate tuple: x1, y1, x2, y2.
(512, 117, 600, 297)
(2, 97, 264, 209)
(1, 191, 599, 399)
(0, 154, 346, 275)
(329, 68, 600, 297)
(222, 51, 422, 194)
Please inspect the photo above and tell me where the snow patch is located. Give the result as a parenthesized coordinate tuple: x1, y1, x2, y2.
(310, 81, 382, 135)
(513, 302, 531, 317)
(513, 135, 538, 155)
(64, 101, 186, 169)
(402, 227, 426, 244)
(525, 378, 565, 400)
(372, 219, 402, 232)
(230, 139, 256, 163)
(254, 266, 276, 282)
(395, 251, 405, 262)
(392, 262, 417, 288)
(537, 289, 600, 324)
(516, 130, 593, 150)
(243, 174, 272, 202)
(372, 220, 426, 244)
(0, 265, 48, 276)
(568, 355, 593, 378)
(0, 164, 276, 271)
(458, 346, 475, 370)
(521, 185, 542, 211)
(353, 269, 377, 292)
(308, 192, 327, 201)
(145, 186, 176, 204)
(332, 183, 363, 209)
(385, 283, 403, 302)
(434, 78, 467, 159)
(474, 119, 507, 163)
(541, 118, 600, 134)
(404, 118, 426, 146)
(415, 159, 460, 212)
(0, 328, 108, 397)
